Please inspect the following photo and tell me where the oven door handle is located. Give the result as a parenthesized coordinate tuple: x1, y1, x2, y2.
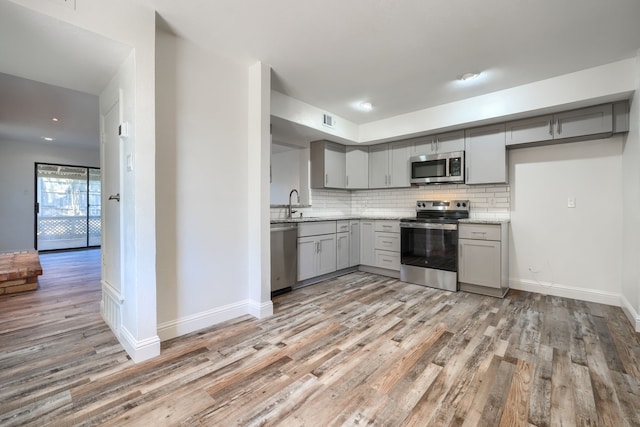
(400, 222, 458, 231)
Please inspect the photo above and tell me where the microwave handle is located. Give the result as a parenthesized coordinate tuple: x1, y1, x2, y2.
(445, 157, 451, 178)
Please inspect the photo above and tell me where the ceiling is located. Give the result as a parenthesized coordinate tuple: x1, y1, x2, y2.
(1, 0, 639, 149)
(153, 0, 640, 124)
(0, 0, 131, 149)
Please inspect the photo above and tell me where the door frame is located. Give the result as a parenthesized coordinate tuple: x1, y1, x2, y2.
(33, 162, 102, 252)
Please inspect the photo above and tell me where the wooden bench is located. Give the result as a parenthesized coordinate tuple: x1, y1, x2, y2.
(0, 251, 43, 295)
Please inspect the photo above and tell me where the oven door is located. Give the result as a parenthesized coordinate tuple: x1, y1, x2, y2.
(400, 222, 458, 272)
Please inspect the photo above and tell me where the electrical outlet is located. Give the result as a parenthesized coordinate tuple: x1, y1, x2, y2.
(567, 197, 576, 208)
(488, 198, 496, 207)
(49, 0, 76, 10)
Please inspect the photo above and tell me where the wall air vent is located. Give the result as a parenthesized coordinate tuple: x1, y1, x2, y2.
(323, 113, 335, 128)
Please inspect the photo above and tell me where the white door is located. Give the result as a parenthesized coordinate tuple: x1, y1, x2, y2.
(103, 102, 121, 293)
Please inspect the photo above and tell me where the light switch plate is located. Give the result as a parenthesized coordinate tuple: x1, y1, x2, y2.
(567, 197, 576, 208)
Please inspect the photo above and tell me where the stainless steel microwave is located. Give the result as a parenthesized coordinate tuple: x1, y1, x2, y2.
(410, 151, 465, 184)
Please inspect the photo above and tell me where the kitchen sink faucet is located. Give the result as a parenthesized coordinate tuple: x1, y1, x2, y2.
(288, 189, 299, 218)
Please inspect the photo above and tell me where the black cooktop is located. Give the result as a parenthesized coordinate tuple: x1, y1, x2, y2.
(401, 200, 470, 223)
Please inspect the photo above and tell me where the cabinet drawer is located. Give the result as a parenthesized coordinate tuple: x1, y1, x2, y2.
(459, 223, 501, 241)
(375, 232, 400, 252)
(375, 220, 400, 233)
(336, 220, 350, 233)
(375, 250, 400, 271)
(298, 221, 336, 237)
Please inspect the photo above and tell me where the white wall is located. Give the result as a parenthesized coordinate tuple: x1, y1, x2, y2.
(14, 0, 159, 362)
(155, 30, 254, 339)
(0, 139, 99, 252)
(621, 53, 640, 329)
(509, 137, 623, 304)
(270, 145, 308, 205)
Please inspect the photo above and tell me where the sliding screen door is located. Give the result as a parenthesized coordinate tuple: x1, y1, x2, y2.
(35, 164, 101, 251)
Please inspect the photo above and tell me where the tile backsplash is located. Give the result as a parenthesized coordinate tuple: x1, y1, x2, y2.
(271, 184, 510, 219)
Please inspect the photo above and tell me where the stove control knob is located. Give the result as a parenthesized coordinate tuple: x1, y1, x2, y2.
(462, 202, 467, 208)
(456, 202, 461, 207)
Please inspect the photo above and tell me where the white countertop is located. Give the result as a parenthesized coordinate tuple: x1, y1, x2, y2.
(271, 216, 405, 224)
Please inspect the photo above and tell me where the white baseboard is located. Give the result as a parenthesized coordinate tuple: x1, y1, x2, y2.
(119, 325, 161, 363)
(620, 294, 640, 332)
(157, 300, 254, 342)
(248, 299, 274, 319)
(509, 278, 621, 307)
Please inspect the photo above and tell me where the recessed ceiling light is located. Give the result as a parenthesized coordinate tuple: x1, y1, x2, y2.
(459, 72, 480, 81)
(51, 117, 59, 122)
(41, 137, 54, 141)
(359, 102, 373, 112)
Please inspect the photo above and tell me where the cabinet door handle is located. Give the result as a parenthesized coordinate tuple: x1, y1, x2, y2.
(435, 138, 439, 152)
(466, 167, 469, 182)
(548, 119, 553, 136)
(325, 174, 328, 185)
(556, 118, 561, 135)
(346, 176, 349, 186)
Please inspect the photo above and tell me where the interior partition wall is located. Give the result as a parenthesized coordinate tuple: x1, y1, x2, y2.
(35, 163, 101, 251)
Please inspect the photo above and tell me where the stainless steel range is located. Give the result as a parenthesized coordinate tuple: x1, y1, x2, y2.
(400, 200, 469, 291)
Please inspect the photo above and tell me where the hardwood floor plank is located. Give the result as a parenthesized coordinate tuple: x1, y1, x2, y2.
(1, 251, 639, 426)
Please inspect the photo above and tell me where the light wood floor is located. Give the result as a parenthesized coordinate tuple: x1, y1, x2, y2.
(1, 250, 639, 426)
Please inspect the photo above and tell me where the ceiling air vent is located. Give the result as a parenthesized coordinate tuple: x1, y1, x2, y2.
(323, 113, 335, 128)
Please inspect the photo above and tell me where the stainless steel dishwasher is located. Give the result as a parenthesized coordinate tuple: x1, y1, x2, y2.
(270, 223, 298, 294)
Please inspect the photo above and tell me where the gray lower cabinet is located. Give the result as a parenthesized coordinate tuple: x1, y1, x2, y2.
(297, 221, 337, 281)
(336, 232, 350, 270)
(336, 220, 350, 271)
(374, 220, 400, 271)
(505, 103, 614, 147)
(458, 222, 509, 298)
(465, 124, 507, 185)
(359, 221, 376, 266)
(349, 220, 360, 267)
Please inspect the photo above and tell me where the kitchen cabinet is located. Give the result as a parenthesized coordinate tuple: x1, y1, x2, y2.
(346, 147, 369, 189)
(374, 220, 401, 271)
(368, 141, 411, 188)
(336, 232, 349, 270)
(349, 220, 360, 267)
(336, 221, 350, 270)
(412, 130, 465, 156)
(465, 124, 507, 185)
(297, 221, 337, 281)
(310, 140, 346, 189)
(359, 221, 376, 267)
(505, 104, 613, 147)
(458, 222, 509, 298)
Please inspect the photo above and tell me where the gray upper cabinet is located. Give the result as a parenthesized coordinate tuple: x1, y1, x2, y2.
(554, 104, 612, 139)
(310, 140, 345, 189)
(368, 141, 411, 188)
(506, 104, 614, 147)
(413, 130, 465, 156)
(368, 144, 388, 188)
(465, 124, 507, 185)
(505, 115, 554, 146)
(389, 141, 411, 187)
(345, 146, 369, 189)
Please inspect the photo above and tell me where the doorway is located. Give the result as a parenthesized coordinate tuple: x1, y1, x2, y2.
(35, 163, 101, 251)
